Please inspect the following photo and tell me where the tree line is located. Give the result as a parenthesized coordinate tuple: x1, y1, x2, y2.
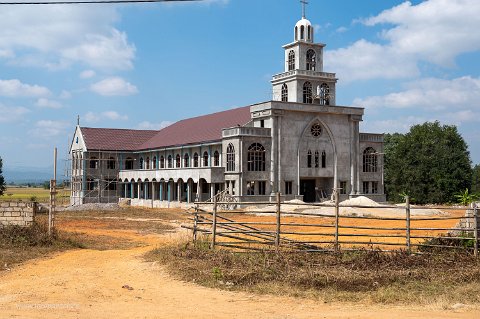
(384, 121, 479, 204)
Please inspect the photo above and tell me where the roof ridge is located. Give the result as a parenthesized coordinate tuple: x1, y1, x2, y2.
(81, 126, 159, 133)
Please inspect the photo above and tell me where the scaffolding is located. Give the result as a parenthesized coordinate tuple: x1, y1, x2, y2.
(66, 149, 124, 206)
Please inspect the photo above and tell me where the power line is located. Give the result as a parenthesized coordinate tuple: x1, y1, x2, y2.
(0, 0, 201, 4)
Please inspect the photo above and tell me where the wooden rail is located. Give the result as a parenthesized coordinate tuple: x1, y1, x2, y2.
(184, 194, 479, 255)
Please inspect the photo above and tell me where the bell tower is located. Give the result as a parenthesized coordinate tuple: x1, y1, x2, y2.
(272, 1, 337, 105)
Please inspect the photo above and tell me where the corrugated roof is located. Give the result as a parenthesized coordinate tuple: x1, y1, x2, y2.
(80, 106, 252, 152)
(137, 106, 252, 150)
(80, 127, 158, 151)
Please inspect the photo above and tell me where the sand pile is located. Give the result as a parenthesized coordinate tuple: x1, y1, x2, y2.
(340, 196, 381, 207)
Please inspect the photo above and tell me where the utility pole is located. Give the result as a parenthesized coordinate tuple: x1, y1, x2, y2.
(49, 147, 57, 236)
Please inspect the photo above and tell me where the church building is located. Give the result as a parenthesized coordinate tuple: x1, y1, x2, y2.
(69, 7, 385, 207)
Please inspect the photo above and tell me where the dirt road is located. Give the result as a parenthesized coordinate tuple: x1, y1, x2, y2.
(0, 213, 478, 319)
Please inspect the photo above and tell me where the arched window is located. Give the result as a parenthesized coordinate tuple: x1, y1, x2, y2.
(288, 50, 295, 71)
(89, 157, 99, 169)
(193, 152, 199, 167)
(146, 157, 150, 170)
(160, 156, 165, 169)
(213, 151, 220, 166)
(107, 157, 115, 170)
(281, 84, 288, 102)
(307, 150, 312, 168)
(125, 157, 134, 170)
(167, 155, 173, 168)
(176, 154, 181, 168)
(306, 49, 316, 71)
(314, 151, 319, 168)
(153, 156, 157, 169)
(248, 143, 266, 171)
(320, 83, 330, 106)
(184, 153, 190, 168)
(322, 151, 326, 168)
(363, 147, 377, 172)
(303, 81, 312, 104)
(300, 25, 305, 40)
(307, 25, 311, 41)
(226, 144, 235, 171)
(139, 157, 144, 169)
(295, 26, 298, 41)
(203, 151, 209, 167)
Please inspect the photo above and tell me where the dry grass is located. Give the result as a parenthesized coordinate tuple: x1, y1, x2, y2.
(0, 186, 70, 204)
(147, 240, 480, 305)
(0, 219, 84, 271)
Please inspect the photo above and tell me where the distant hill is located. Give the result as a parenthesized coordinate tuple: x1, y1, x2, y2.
(3, 165, 67, 184)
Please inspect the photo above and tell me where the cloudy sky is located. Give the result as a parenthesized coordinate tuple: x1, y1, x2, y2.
(0, 0, 479, 173)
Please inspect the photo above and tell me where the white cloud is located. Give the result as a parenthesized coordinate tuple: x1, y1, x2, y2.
(353, 76, 480, 111)
(36, 98, 62, 109)
(79, 70, 96, 79)
(336, 26, 348, 33)
(84, 111, 129, 123)
(29, 120, 69, 138)
(0, 7, 135, 70)
(102, 111, 128, 121)
(361, 116, 427, 134)
(90, 77, 138, 96)
(327, 0, 480, 81)
(137, 121, 173, 130)
(0, 49, 14, 58)
(0, 104, 29, 123)
(0, 79, 50, 97)
(59, 90, 72, 99)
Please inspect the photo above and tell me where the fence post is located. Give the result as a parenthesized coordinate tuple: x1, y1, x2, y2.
(474, 203, 478, 258)
(334, 189, 340, 252)
(275, 192, 281, 249)
(406, 196, 411, 254)
(211, 196, 217, 249)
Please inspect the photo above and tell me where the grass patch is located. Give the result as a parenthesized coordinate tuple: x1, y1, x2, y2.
(0, 187, 70, 204)
(0, 221, 85, 271)
(146, 242, 480, 305)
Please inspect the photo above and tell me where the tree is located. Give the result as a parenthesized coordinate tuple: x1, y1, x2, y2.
(472, 164, 480, 194)
(384, 121, 472, 204)
(0, 156, 5, 196)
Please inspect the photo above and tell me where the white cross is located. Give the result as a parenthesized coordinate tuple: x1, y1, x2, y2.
(301, 0, 308, 18)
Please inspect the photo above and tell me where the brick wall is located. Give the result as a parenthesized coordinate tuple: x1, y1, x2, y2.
(0, 202, 37, 227)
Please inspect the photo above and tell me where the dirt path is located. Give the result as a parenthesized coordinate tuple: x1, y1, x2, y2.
(0, 216, 478, 319)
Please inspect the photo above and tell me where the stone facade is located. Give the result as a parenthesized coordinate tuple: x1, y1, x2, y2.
(0, 202, 37, 227)
(69, 12, 386, 206)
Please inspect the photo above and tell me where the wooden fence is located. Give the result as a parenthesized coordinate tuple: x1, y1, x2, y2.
(183, 194, 479, 256)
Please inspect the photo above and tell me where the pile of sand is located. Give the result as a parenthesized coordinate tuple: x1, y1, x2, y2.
(340, 196, 381, 207)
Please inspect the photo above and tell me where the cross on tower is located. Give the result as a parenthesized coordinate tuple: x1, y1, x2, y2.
(301, 0, 308, 18)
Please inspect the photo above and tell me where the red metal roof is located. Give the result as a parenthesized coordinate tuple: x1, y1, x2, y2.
(80, 127, 158, 151)
(80, 106, 252, 152)
(137, 106, 252, 150)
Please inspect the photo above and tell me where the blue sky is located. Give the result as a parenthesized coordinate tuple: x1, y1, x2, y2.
(0, 0, 479, 173)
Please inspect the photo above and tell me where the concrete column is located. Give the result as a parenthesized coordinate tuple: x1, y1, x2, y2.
(167, 182, 171, 202)
(137, 183, 141, 199)
(124, 183, 127, 198)
(210, 183, 215, 198)
(355, 121, 361, 194)
(152, 182, 156, 201)
(271, 115, 278, 194)
(144, 183, 148, 200)
(177, 182, 181, 202)
(187, 181, 191, 203)
(160, 182, 163, 201)
(196, 180, 201, 202)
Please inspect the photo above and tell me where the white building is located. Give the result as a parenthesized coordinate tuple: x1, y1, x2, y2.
(69, 10, 385, 207)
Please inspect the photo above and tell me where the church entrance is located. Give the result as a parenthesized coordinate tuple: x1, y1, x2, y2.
(300, 179, 316, 203)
